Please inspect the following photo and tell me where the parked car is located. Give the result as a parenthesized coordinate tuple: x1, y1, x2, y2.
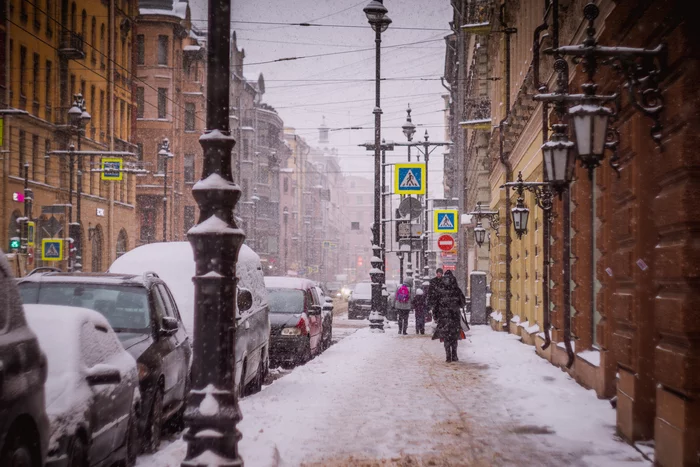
(24, 304, 140, 466)
(385, 280, 399, 321)
(265, 277, 324, 366)
(17, 270, 192, 453)
(314, 286, 334, 350)
(109, 241, 270, 398)
(347, 281, 372, 320)
(0, 251, 49, 467)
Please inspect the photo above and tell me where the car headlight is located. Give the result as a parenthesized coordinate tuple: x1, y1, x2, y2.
(281, 327, 302, 336)
(137, 363, 151, 381)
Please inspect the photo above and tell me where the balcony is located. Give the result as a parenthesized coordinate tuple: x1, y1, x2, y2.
(461, 0, 493, 34)
(59, 30, 85, 60)
(460, 98, 491, 130)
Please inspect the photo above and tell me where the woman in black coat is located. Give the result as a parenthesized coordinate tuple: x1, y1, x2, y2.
(432, 270, 466, 362)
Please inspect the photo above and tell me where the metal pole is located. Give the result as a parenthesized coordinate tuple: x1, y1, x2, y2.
(76, 132, 83, 271)
(562, 186, 574, 367)
(399, 254, 404, 284)
(423, 136, 429, 280)
(181, 0, 243, 463)
(163, 155, 168, 242)
(68, 145, 75, 271)
(368, 23, 385, 331)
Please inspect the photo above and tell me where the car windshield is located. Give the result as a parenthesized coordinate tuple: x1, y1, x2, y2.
(19, 282, 151, 332)
(267, 288, 305, 314)
(353, 282, 372, 295)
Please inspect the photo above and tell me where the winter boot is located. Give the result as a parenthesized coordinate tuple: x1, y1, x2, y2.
(451, 347, 458, 362)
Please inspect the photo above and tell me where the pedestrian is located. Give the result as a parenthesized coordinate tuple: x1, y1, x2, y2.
(432, 270, 466, 362)
(426, 267, 445, 320)
(394, 282, 412, 335)
(412, 288, 426, 334)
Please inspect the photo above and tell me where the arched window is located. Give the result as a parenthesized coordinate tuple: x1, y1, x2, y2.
(91, 224, 103, 272)
(116, 228, 128, 258)
(91, 17, 96, 63)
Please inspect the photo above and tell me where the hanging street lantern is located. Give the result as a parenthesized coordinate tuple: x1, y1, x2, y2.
(569, 83, 613, 178)
(474, 222, 486, 247)
(511, 194, 529, 239)
(467, 201, 499, 247)
(402, 104, 416, 142)
(542, 123, 576, 186)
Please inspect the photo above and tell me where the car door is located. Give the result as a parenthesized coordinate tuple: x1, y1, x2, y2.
(307, 288, 323, 354)
(150, 287, 178, 406)
(157, 284, 190, 402)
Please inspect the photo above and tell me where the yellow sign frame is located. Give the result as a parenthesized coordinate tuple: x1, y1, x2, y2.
(41, 238, 64, 261)
(434, 209, 459, 233)
(394, 163, 426, 195)
(101, 157, 123, 181)
(27, 221, 35, 247)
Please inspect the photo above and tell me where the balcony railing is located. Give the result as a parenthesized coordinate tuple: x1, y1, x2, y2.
(461, 0, 493, 34)
(59, 30, 85, 59)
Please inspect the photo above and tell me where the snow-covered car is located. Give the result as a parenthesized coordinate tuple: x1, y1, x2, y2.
(23, 304, 140, 467)
(265, 277, 324, 366)
(109, 242, 270, 397)
(0, 251, 50, 467)
(314, 286, 334, 350)
(347, 282, 372, 320)
(17, 271, 191, 453)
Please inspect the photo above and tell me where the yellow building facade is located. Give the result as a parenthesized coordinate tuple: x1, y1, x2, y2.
(2, 0, 137, 271)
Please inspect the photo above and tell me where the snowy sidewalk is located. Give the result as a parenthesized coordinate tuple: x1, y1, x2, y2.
(138, 324, 648, 467)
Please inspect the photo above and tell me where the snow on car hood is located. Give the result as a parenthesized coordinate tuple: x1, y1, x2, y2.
(109, 241, 268, 335)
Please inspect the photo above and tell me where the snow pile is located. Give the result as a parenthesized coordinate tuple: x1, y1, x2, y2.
(511, 315, 521, 324)
(109, 241, 267, 335)
(526, 323, 540, 334)
(490, 310, 503, 322)
(577, 349, 601, 367)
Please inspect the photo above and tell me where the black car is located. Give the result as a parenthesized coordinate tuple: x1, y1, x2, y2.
(0, 252, 50, 467)
(347, 282, 372, 320)
(17, 270, 192, 453)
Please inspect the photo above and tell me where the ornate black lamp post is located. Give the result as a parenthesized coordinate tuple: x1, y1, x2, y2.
(158, 138, 174, 242)
(67, 93, 91, 271)
(181, 0, 244, 464)
(468, 202, 499, 248)
(363, 0, 390, 332)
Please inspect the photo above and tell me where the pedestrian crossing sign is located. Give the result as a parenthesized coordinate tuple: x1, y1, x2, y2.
(101, 158, 123, 181)
(434, 209, 458, 233)
(41, 239, 63, 261)
(394, 163, 426, 195)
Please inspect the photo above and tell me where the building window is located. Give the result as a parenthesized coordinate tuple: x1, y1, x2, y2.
(31, 135, 39, 180)
(157, 35, 168, 65)
(136, 34, 144, 65)
(136, 143, 143, 161)
(351, 222, 360, 231)
(18, 131, 26, 176)
(19, 46, 27, 98)
(32, 53, 39, 102)
(184, 102, 195, 131)
(157, 88, 167, 118)
(46, 0, 53, 37)
(100, 24, 105, 67)
(44, 139, 51, 184)
(136, 87, 144, 118)
(184, 154, 195, 183)
(243, 139, 249, 160)
(43, 59, 52, 115)
(356, 195, 362, 204)
(283, 177, 289, 193)
(184, 206, 195, 234)
(99, 90, 105, 141)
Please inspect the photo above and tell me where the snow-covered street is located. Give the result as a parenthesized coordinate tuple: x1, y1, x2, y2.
(137, 315, 648, 467)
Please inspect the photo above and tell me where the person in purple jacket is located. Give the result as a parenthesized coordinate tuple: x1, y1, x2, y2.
(394, 283, 412, 335)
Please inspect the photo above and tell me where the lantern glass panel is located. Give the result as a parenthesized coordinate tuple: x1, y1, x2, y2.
(511, 206, 529, 234)
(592, 113, 610, 156)
(572, 113, 592, 156)
(554, 147, 569, 183)
(474, 226, 486, 246)
(543, 147, 554, 182)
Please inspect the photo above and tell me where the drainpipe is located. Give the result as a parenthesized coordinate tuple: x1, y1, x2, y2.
(498, 3, 514, 331)
(534, 7, 551, 350)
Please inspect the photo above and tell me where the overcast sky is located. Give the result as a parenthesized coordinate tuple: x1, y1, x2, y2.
(188, 0, 452, 197)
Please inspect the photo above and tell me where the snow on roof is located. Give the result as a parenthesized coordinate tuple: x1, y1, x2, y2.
(139, 7, 186, 19)
(183, 45, 203, 52)
(264, 276, 316, 290)
(109, 242, 265, 335)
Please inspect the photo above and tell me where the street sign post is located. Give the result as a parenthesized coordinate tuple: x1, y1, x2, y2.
(394, 163, 426, 195)
(101, 158, 124, 181)
(41, 239, 63, 261)
(437, 234, 455, 251)
(434, 209, 459, 233)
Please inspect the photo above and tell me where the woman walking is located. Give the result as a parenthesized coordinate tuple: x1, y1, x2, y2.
(394, 282, 412, 335)
(412, 288, 427, 334)
(432, 270, 466, 362)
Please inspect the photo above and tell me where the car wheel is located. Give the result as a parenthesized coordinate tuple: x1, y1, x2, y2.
(170, 376, 190, 433)
(126, 408, 139, 466)
(301, 338, 312, 363)
(0, 430, 37, 467)
(248, 358, 264, 394)
(145, 388, 164, 453)
(67, 436, 87, 467)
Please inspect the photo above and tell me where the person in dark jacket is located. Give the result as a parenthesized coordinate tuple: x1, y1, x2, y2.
(432, 270, 466, 362)
(412, 288, 426, 334)
(426, 268, 444, 319)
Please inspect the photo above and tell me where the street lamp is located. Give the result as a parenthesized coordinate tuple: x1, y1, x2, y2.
(569, 83, 613, 178)
(474, 222, 486, 247)
(158, 138, 174, 242)
(511, 191, 530, 239)
(363, 0, 390, 332)
(67, 93, 91, 271)
(251, 187, 260, 251)
(402, 104, 416, 143)
(283, 206, 289, 273)
(468, 202, 499, 248)
(541, 123, 576, 187)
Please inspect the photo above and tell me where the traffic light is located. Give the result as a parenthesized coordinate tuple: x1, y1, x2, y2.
(9, 238, 20, 250)
(357, 256, 363, 267)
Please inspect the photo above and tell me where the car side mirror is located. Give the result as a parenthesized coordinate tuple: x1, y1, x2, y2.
(86, 365, 121, 386)
(238, 288, 253, 313)
(160, 316, 179, 336)
(309, 305, 322, 316)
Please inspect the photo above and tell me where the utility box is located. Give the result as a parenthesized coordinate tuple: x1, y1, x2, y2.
(470, 271, 488, 325)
